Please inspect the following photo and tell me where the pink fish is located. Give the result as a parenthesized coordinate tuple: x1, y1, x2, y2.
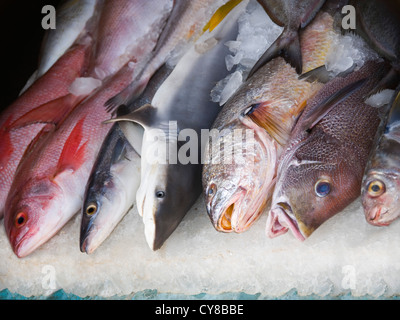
(0, 41, 92, 219)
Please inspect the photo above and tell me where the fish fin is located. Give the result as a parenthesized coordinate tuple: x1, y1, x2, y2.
(53, 117, 88, 177)
(104, 78, 148, 114)
(245, 101, 298, 146)
(104, 103, 156, 129)
(256, 0, 285, 27)
(0, 116, 15, 168)
(202, 0, 243, 33)
(10, 94, 82, 130)
(298, 65, 333, 84)
(247, 28, 302, 79)
(301, 77, 368, 132)
(387, 88, 400, 126)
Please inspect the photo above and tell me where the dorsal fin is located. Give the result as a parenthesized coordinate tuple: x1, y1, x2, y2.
(103, 103, 157, 129)
(301, 77, 368, 132)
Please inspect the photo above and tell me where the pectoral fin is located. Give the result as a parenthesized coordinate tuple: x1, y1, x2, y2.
(104, 103, 156, 130)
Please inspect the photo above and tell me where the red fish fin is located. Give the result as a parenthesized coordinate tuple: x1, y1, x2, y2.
(0, 116, 15, 168)
(10, 94, 82, 130)
(54, 117, 88, 177)
(246, 101, 293, 146)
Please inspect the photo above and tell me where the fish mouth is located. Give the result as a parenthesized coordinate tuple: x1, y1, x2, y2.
(366, 206, 392, 227)
(266, 203, 305, 241)
(215, 188, 256, 233)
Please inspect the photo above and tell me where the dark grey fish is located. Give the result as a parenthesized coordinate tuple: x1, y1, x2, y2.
(351, 0, 400, 95)
(267, 60, 390, 241)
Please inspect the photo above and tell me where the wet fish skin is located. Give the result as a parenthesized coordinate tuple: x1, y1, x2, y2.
(267, 60, 391, 241)
(361, 89, 400, 226)
(202, 11, 335, 233)
(248, 0, 327, 77)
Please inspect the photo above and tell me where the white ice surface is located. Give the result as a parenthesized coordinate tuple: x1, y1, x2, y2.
(1, 196, 400, 298)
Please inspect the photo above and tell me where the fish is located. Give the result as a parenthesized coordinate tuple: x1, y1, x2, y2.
(20, 0, 98, 94)
(87, 0, 173, 80)
(202, 10, 336, 233)
(0, 40, 92, 220)
(267, 60, 391, 241)
(4, 1, 170, 257)
(79, 122, 142, 254)
(247, 0, 327, 77)
(361, 88, 400, 226)
(80, 64, 173, 254)
(350, 0, 400, 95)
(106, 0, 246, 250)
(104, 0, 234, 112)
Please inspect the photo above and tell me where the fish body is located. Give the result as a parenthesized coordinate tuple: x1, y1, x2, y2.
(361, 89, 400, 226)
(109, 0, 246, 250)
(0, 41, 92, 219)
(267, 60, 390, 241)
(80, 122, 141, 254)
(202, 11, 335, 233)
(248, 0, 327, 77)
(105, 0, 231, 111)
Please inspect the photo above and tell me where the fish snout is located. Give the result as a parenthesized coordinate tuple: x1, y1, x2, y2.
(266, 204, 305, 241)
(366, 206, 391, 226)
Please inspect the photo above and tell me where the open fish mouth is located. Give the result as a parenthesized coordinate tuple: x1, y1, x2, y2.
(216, 188, 257, 233)
(366, 206, 392, 226)
(266, 203, 305, 241)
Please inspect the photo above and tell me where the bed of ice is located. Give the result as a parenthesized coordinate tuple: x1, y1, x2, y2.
(1, 0, 399, 299)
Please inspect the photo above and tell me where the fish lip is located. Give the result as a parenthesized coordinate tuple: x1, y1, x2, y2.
(366, 206, 392, 226)
(266, 205, 305, 241)
(215, 188, 247, 233)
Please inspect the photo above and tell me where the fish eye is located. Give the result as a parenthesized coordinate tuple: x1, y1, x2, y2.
(207, 183, 217, 196)
(86, 203, 98, 216)
(15, 212, 27, 228)
(156, 191, 165, 198)
(314, 179, 331, 197)
(367, 180, 385, 197)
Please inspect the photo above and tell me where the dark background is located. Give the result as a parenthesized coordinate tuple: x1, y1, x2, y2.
(0, 0, 62, 111)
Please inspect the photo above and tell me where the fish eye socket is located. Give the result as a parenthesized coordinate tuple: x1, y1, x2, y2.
(208, 183, 217, 196)
(15, 212, 27, 228)
(156, 191, 165, 198)
(367, 180, 385, 197)
(86, 203, 98, 216)
(314, 179, 331, 197)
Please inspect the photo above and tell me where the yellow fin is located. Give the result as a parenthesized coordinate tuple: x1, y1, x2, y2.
(202, 0, 243, 33)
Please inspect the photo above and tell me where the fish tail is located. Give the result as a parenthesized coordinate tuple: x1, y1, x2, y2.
(247, 28, 303, 79)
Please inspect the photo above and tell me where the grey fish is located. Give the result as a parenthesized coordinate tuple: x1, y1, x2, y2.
(350, 0, 400, 95)
(361, 87, 400, 227)
(267, 60, 390, 241)
(106, 1, 246, 250)
(247, 0, 327, 77)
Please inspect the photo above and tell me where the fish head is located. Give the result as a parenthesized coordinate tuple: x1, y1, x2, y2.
(268, 141, 361, 240)
(5, 176, 65, 258)
(361, 170, 400, 227)
(137, 148, 201, 250)
(202, 122, 276, 233)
